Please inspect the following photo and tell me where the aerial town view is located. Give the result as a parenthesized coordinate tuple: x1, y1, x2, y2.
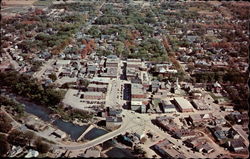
(0, 0, 249, 158)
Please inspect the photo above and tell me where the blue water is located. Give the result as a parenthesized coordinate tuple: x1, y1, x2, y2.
(84, 127, 108, 140)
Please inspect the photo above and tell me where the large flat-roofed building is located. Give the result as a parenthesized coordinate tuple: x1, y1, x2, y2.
(127, 59, 142, 69)
(152, 139, 186, 158)
(56, 60, 71, 66)
(82, 92, 105, 100)
(131, 100, 142, 111)
(106, 58, 119, 67)
(131, 83, 145, 99)
(90, 77, 110, 85)
(173, 97, 194, 112)
(88, 83, 108, 92)
(162, 100, 177, 113)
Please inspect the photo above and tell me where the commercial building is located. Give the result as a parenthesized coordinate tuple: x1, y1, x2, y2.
(131, 83, 145, 99)
(82, 92, 105, 100)
(173, 97, 194, 112)
(88, 83, 108, 92)
(152, 139, 186, 158)
(162, 100, 177, 113)
(106, 116, 123, 130)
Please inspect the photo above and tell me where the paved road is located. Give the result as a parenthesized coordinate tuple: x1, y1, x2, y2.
(33, 59, 55, 79)
(233, 125, 249, 146)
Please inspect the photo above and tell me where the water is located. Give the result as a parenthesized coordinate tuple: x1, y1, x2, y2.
(84, 127, 108, 140)
(16, 98, 88, 140)
(52, 119, 88, 140)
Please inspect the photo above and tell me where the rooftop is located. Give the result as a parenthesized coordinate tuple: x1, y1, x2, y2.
(174, 97, 194, 109)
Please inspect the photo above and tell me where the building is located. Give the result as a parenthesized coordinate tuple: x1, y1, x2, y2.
(56, 60, 71, 66)
(191, 100, 209, 110)
(90, 77, 110, 85)
(82, 92, 105, 100)
(131, 83, 145, 99)
(106, 58, 119, 67)
(226, 139, 247, 152)
(173, 97, 194, 112)
(155, 116, 178, 133)
(106, 116, 122, 130)
(151, 80, 160, 92)
(152, 139, 186, 158)
(24, 149, 39, 158)
(189, 113, 213, 126)
(161, 100, 177, 113)
(173, 129, 196, 139)
(87, 83, 108, 92)
(222, 106, 234, 112)
(83, 147, 101, 158)
(131, 100, 142, 111)
(52, 129, 67, 139)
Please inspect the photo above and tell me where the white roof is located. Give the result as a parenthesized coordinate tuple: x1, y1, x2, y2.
(56, 60, 71, 65)
(90, 77, 110, 83)
(131, 101, 143, 105)
(25, 149, 39, 158)
(174, 97, 194, 109)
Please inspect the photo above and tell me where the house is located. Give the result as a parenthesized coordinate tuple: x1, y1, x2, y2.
(106, 116, 122, 130)
(173, 97, 194, 112)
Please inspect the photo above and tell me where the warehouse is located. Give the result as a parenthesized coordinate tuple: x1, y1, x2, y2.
(173, 97, 194, 112)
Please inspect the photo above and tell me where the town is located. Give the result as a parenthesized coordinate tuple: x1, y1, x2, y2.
(0, 0, 249, 158)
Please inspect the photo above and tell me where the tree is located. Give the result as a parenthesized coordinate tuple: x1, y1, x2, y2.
(7, 129, 29, 147)
(24, 131, 36, 146)
(0, 113, 12, 133)
(34, 138, 50, 153)
(0, 134, 10, 157)
(48, 73, 57, 82)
